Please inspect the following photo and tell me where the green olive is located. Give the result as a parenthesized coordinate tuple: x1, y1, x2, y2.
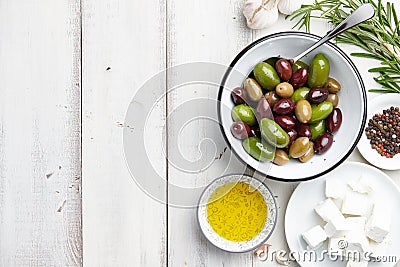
(292, 60, 309, 71)
(231, 104, 257, 126)
(295, 99, 312, 123)
(291, 87, 310, 103)
(299, 141, 314, 163)
(244, 78, 263, 102)
(276, 82, 294, 98)
(253, 62, 281, 91)
(243, 137, 275, 162)
(273, 149, 290, 166)
(326, 93, 339, 107)
(289, 137, 311, 158)
(309, 120, 326, 141)
(309, 101, 333, 124)
(325, 77, 341, 93)
(260, 118, 290, 148)
(307, 53, 330, 88)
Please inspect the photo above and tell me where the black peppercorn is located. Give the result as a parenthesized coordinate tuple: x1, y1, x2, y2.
(365, 106, 400, 158)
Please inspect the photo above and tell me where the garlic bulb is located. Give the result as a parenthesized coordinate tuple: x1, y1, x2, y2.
(243, 0, 279, 30)
(278, 0, 304, 15)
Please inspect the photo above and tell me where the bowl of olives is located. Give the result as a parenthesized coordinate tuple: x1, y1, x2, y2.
(218, 32, 367, 181)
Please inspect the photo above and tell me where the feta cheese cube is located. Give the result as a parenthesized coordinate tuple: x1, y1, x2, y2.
(369, 235, 390, 259)
(345, 231, 370, 260)
(326, 178, 347, 199)
(346, 258, 369, 267)
(331, 197, 343, 210)
(302, 225, 327, 250)
(315, 198, 346, 222)
(348, 175, 373, 194)
(341, 191, 372, 216)
(366, 202, 391, 243)
(346, 217, 367, 232)
(328, 236, 346, 257)
(324, 217, 349, 238)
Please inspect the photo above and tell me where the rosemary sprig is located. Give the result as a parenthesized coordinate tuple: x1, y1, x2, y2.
(288, 0, 400, 93)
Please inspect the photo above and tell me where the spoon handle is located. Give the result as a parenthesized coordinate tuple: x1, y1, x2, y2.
(292, 3, 375, 63)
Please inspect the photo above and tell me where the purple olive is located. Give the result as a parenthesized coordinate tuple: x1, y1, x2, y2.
(250, 126, 261, 137)
(255, 97, 273, 121)
(230, 121, 251, 139)
(286, 128, 298, 147)
(275, 115, 296, 131)
(314, 132, 334, 154)
(231, 87, 247, 105)
(272, 98, 295, 115)
(275, 59, 292, 81)
(295, 123, 312, 139)
(308, 87, 329, 104)
(327, 108, 342, 133)
(289, 68, 309, 88)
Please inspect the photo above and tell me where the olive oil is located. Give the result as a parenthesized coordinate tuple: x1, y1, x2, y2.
(206, 182, 267, 242)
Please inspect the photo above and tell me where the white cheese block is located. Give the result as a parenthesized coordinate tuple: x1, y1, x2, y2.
(346, 258, 369, 267)
(315, 198, 346, 223)
(326, 178, 347, 199)
(328, 236, 346, 257)
(346, 217, 367, 232)
(348, 175, 373, 194)
(341, 191, 372, 216)
(331, 197, 343, 210)
(366, 202, 391, 243)
(302, 225, 328, 250)
(345, 231, 370, 260)
(324, 217, 350, 238)
(369, 234, 390, 259)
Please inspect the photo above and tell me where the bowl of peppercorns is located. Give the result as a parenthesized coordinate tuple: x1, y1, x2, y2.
(358, 94, 400, 170)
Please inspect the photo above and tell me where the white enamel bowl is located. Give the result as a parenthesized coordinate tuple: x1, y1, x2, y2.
(218, 32, 367, 181)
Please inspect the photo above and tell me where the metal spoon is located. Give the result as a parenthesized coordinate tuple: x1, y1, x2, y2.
(292, 3, 375, 63)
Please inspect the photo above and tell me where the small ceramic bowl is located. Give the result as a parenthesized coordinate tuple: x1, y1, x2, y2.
(357, 93, 400, 170)
(197, 174, 277, 252)
(218, 32, 367, 181)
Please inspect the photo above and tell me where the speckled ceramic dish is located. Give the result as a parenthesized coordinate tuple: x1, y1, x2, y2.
(197, 174, 277, 252)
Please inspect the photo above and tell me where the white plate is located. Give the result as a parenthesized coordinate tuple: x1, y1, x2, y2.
(285, 162, 400, 267)
(357, 94, 400, 170)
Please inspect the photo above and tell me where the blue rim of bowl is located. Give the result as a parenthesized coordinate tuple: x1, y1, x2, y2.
(217, 31, 367, 182)
(197, 173, 278, 253)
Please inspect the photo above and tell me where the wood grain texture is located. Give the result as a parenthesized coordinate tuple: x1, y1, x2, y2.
(0, 0, 398, 266)
(86, 0, 399, 266)
(81, 0, 167, 266)
(0, 0, 82, 266)
(166, 0, 254, 266)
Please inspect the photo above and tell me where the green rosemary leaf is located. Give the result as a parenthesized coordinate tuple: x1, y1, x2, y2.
(350, 52, 382, 60)
(387, 2, 392, 27)
(375, 76, 400, 83)
(369, 67, 399, 73)
(392, 4, 400, 36)
(368, 89, 397, 93)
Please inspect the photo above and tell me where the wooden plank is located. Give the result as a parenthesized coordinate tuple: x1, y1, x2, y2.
(166, 0, 254, 266)
(81, 0, 167, 266)
(0, 0, 82, 266)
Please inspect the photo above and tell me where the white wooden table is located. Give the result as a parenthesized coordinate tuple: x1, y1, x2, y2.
(0, 1, 399, 266)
